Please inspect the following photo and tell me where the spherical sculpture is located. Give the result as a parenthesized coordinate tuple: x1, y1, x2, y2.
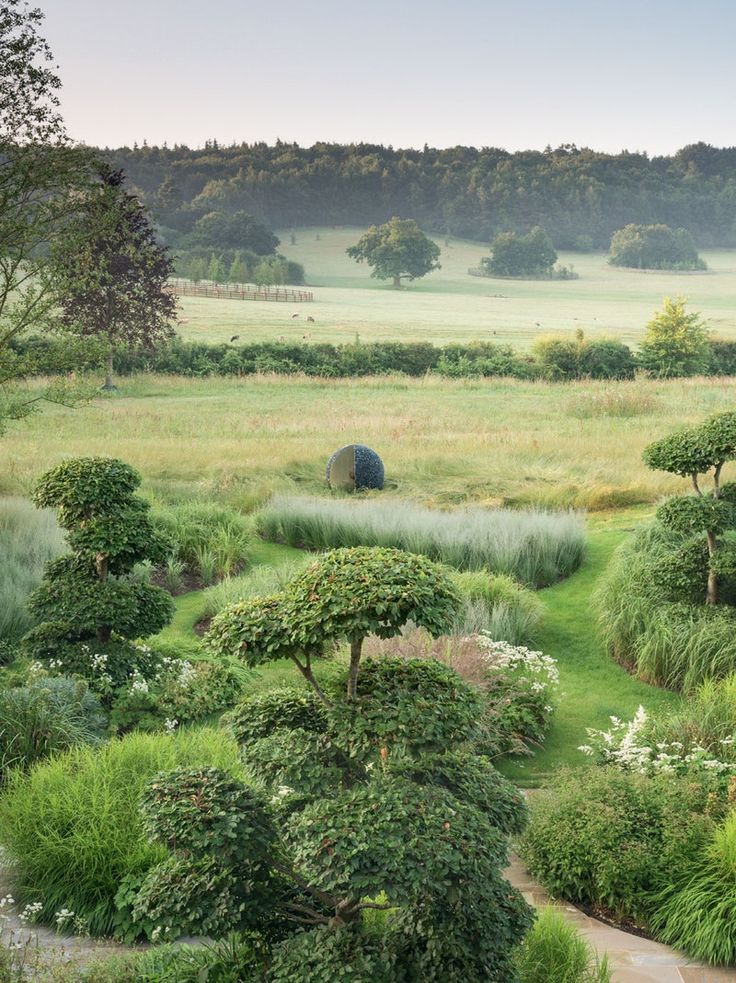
(326, 444, 384, 492)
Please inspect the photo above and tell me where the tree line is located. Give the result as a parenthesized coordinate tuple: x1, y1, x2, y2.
(104, 140, 736, 247)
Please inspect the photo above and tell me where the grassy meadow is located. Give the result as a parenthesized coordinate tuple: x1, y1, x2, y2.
(174, 227, 736, 346)
(2, 373, 735, 511)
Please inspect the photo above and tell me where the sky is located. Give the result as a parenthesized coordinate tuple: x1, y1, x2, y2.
(43, 0, 736, 155)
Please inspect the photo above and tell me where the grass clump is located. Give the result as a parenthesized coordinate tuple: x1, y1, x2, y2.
(0, 497, 66, 642)
(151, 501, 253, 585)
(200, 553, 312, 619)
(515, 907, 611, 983)
(0, 727, 242, 937)
(256, 494, 585, 587)
(451, 570, 545, 644)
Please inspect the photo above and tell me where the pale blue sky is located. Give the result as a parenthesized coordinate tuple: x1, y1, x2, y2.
(43, 0, 736, 153)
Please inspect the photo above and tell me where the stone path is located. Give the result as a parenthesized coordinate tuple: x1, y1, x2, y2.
(507, 856, 736, 983)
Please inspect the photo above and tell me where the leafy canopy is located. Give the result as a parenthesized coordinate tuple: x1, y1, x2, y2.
(638, 298, 710, 378)
(347, 217, 441, 286)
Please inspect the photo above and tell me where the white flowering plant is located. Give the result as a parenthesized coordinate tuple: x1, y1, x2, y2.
(579, 705, 736, 781)
(475, 635, 559, 757)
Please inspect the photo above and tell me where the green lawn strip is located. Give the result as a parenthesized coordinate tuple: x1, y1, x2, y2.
(497, 524, 680, 786)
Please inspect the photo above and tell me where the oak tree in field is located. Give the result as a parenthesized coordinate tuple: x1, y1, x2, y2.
(51, 167, 177, 389)
(0, 0, 95, 432)
(609, 224, 705, 271)
(347, 217, 441, 288)
(483, 227, 557, 277)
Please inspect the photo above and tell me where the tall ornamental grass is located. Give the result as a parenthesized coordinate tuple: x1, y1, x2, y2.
(256, 495, 585, 587)
(0, 497, 67, 641)
(515, 907, 611, 983)
(0, 727, 242, 938)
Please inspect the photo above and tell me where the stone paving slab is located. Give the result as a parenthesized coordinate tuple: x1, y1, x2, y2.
(506, 856, 736, 983)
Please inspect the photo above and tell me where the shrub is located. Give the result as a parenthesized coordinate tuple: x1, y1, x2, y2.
(451, 570, 544, 644)
(533, 334, 635, 381)
(151, 501, 253, 584)
(609, 224, 706, 271)
(519, 767, 717, 923)
(514, 907, 611, 983)
(0, 497, 66, 642)
(638, 297, 711, 378)
(256, 495, 585, 587)
(0, 727, 242, 936)
(0, 676, 105, 781)
(651, 812, 736, 965)
(223, 688, 328, 745)
(24, 458, 174, 676)
(482, 227, 558, 278)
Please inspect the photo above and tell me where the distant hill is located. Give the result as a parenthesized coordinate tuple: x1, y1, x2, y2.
(101, 141, 736, 249)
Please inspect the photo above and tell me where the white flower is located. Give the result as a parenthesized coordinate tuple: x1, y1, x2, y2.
(164, 718, 178, 732)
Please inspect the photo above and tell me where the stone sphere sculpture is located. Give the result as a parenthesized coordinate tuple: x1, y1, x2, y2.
(326, 444, 384, 492)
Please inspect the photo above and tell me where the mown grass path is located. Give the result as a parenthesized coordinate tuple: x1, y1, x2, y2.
(500, 523, 680, 785)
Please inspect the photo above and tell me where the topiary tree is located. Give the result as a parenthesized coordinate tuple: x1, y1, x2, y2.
(206, 547, 461, 702)
(24, 457, 174, 676)
(644, 412, 736, 604)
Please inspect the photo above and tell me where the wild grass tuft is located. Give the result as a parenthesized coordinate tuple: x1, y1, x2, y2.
(152, 501, 253, 582)
(0, 497, 67, 642)
(256, 494, 585, 587)
(200, 554, 313, 618)
(515, 907, 612, 983)
(451, 570, 545, 644)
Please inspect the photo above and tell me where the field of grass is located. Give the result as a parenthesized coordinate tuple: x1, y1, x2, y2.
(174, 227, 736, 346)
(2, 373, 735, 510)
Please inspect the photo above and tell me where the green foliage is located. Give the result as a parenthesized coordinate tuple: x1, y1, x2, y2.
(638, 297, 710, 378)
(328, 656, 481, 758)
(657, 495, 735, 535)
(387, 751, 528, 835)
(286, 777, 510, 906)
(269, 924, 399, 983)
(0, 727, 241, 936)
(0, 497, 66, 642)
(0, 676, 104, 780)
(520, 767, 716, 922)
(256, 495, 585, 587)
(25, 457, 174, 667)
(514, 907, 612, 983)
(451, 570, 545, 644)
(644, 425, 717, 476)
(287, 548, 459, 652)
(241, 728, 349, 805)
(483, 226, 557, 277)
(347, 218, 441, 287)
(532, 334, 636, 381)
(151, 501, 254, 583)
(224, 688, 328, 745)
(651, 812, 736, 965)
(140, 767, 275, 867)
(609, 224, 706, 270)
(207, 594, 298, 667)
(187, 210, 279, 254)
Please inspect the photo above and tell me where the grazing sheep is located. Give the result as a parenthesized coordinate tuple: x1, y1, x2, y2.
(306, 316, 315, 323)
(230, 334, 240, 342)
(291, 313, 300, 319)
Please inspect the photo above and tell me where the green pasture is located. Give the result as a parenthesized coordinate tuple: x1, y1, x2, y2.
(174, 227, 736, 346)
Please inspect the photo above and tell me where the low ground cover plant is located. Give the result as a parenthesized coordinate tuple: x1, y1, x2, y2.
(256, 494, 585, 587)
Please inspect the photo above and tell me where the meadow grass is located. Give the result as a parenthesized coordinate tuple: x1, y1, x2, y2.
(174, 228, 736, 347)
(0, 498, 66, 642)
(256, 493, 585, 586)
(2, 374, 735, 511)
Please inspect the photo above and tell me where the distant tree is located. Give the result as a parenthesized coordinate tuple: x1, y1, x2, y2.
(50, 167, 177, 390)
(639, 298, 710, 378)
(207, 253, 225, 284)
(189, 210, 278, 255)
(347, 217, 441, 288)
(289, 231, 296, 246)
(228, 251, 248, 284)
(188, 255, 207, 284)
(609, 224, 706, 271)
(0, 0, 96, 433)
(482, 227, 557, 277)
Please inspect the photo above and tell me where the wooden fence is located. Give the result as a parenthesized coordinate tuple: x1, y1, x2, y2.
(168, 278, 313, 303)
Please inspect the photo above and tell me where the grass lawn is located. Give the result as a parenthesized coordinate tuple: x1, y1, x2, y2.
(174, 227, 736, 347)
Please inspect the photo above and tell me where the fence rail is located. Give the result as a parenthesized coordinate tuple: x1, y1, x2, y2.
(168, 278, 314, 303)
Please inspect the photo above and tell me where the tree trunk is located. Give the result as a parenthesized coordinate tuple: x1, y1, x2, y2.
(101, 350, 116, 391)
(706, 530, 718, 605)
(347, 638, 363, 700)
(392, 275, 401, 289)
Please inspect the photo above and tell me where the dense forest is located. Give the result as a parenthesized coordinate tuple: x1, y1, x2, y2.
(102, 141, 736, 248)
